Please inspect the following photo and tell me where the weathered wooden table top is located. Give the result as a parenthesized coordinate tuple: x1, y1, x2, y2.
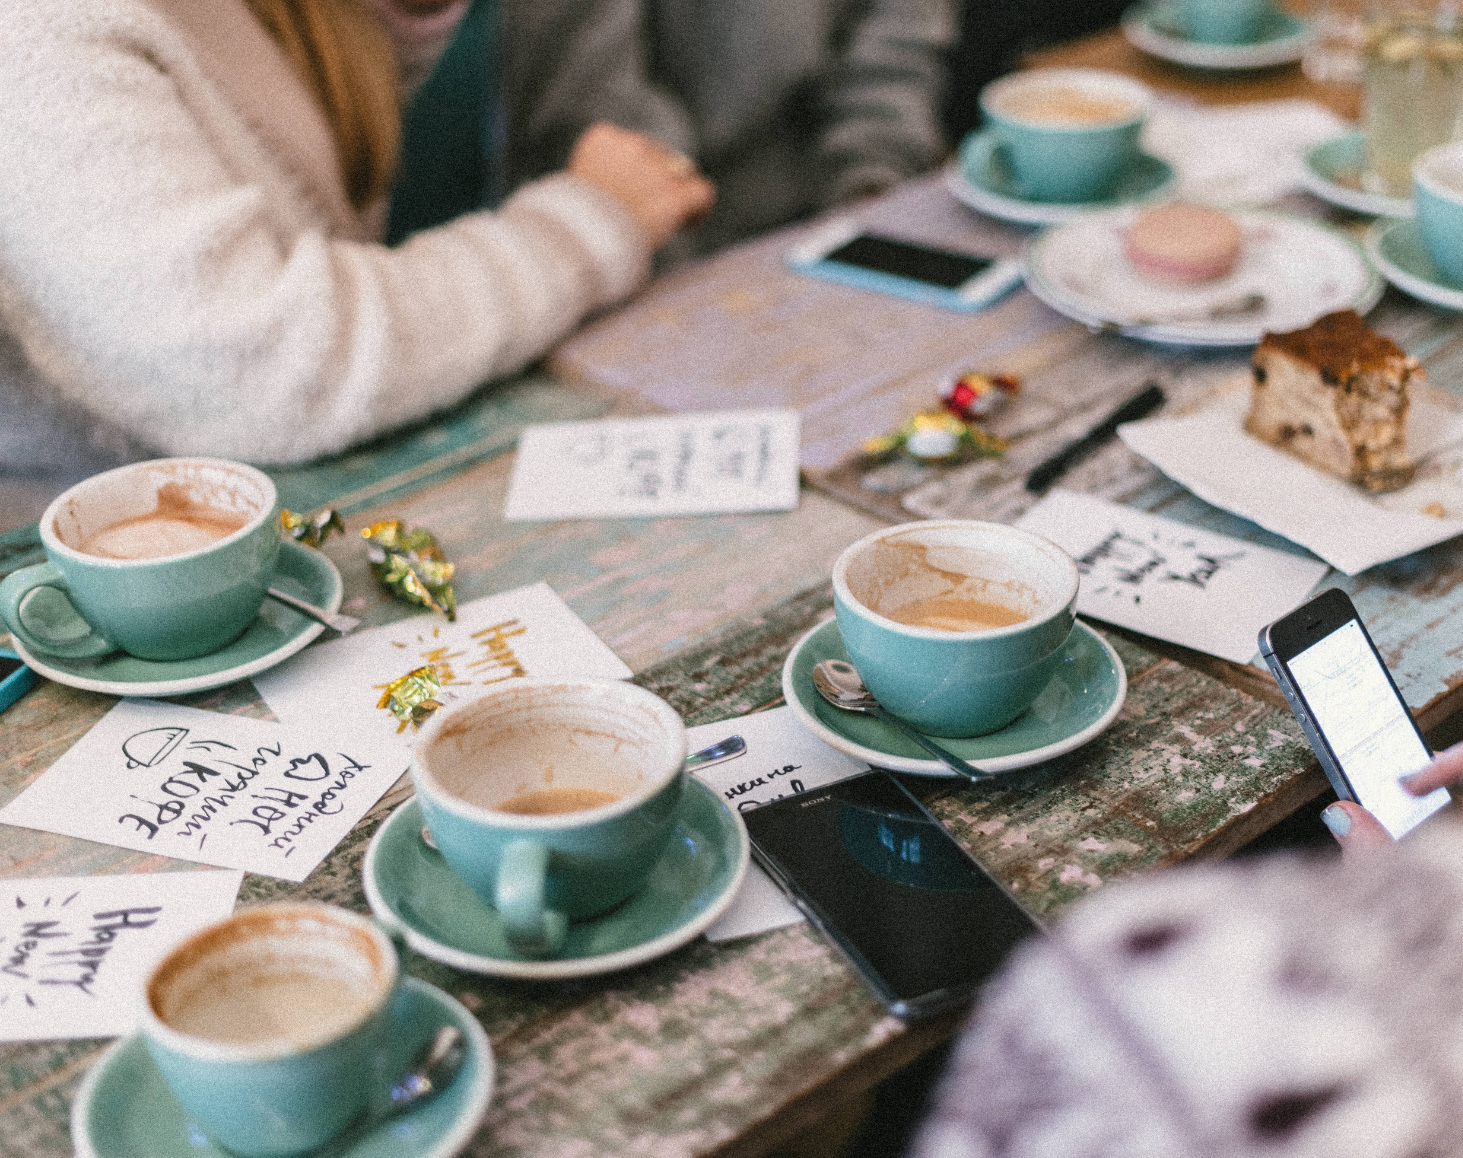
(5, 35, 1463, 1158)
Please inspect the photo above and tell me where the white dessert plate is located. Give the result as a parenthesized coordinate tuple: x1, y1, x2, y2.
(1023, 208, 1384, 346)
(1367, 217, 1463, 311)
(1119, 378, 1463, 575)
(1122, 2, 1311, 70)
(1300, 131, 1414, 218)
(9, 541, 341, 697)
(944, 130, 1176, 227)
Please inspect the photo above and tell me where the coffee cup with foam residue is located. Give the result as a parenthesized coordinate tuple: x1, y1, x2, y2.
(832, 521, 1079, 738)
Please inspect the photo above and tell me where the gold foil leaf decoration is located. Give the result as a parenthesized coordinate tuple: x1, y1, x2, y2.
(362, 520, 457, 621)
(376, 664, 446, 733)
(279, 508, 345, 548)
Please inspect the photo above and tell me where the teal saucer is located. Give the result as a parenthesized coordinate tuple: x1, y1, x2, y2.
(9, 540, 341, 697)
(70, 977, 493, 1158)
(782, 618, 1126, 777)
(1367, 217, 1463, 311)
(1300, 131, 1414, 218)
(945, 130, 1175, 226)
(364, 778, 749, 980)
(1122, 2, 1310, 69)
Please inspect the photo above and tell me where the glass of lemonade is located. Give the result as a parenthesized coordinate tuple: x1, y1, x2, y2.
(1362, 1, 1463, 197)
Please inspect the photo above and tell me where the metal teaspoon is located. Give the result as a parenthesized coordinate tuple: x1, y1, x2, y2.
(313, 1025, 466, 1155)
(265, 587, 361, 634)
(811, 659, 990, 782)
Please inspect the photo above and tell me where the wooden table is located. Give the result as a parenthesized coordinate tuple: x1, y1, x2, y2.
(4, 24, 1463, 1158)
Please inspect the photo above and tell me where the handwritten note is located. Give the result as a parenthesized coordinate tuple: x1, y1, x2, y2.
(503, 409, 801, 521)
(254, 582, 631, 749)
(1017, 490, 1329, 663)
(687, 707, 868, 942)
(0, 871, 241, 1041)
(0, 702, 409, 882)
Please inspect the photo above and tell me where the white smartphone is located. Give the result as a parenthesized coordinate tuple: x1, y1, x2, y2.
(786, 219, 1024, 312)
(1260, 588, 1449, 840)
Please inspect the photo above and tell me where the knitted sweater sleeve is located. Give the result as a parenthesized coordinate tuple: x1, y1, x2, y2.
(0, 4, 650, 466)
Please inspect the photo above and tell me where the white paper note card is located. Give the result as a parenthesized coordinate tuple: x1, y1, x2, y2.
(687, 706, 868, 942)
(0, 870, 242, 1042)
(254, 582, 631, 748)
(0, 702, 410, 882)
(1017, 490, 1329, 663)
(504, 409, 801, 521)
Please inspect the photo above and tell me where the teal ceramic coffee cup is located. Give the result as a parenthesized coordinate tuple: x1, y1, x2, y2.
(412, 679, 687, 958)
(1414, 141, 1463, 285)
(1175, 0, 1270, 44)
(832, 521, 1079, 738)
(139, 903, 400, 1158)
(979, 68, 1151, 202)
(0, 458, 278, 661)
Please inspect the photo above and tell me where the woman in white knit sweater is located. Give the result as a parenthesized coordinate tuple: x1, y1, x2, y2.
(0, 0, 712, 483)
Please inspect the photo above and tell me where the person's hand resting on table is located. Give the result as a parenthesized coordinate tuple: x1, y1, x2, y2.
(569, 123, 715, 250)
(1322, 740, 1463, 852)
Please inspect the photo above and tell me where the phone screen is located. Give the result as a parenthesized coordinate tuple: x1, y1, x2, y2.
(0, 656, 23, 681)
(743, 771, 1036, 1017)
(1288, 619, 1448, 838)
(824, 236, 993, 289)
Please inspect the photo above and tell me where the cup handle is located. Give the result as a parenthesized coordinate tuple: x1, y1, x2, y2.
(495, 840, 568, 958)
(0, 563, 116, 659)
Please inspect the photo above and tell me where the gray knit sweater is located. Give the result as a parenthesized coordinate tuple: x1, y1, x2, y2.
(501, 0, 957, 255)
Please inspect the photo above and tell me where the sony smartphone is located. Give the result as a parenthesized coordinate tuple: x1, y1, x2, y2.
(1260, 587, 1449, 840)
(786, 219, 1024, 312)
(741, 769, 1038, 1019)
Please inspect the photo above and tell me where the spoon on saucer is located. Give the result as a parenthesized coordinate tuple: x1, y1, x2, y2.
(265, 586, 361, 634)
(419, 734, 748, 850)
(314, 1025, 465, 1155)
(811, 660, 990, 782)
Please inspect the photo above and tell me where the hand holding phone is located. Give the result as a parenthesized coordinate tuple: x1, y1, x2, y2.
(787, 220, 1024, 312)
(1260, 589, 1448, 840)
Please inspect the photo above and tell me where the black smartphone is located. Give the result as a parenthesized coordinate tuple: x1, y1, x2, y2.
(1259, 588, 1448, 839)
(741, 770, 1038, 1019)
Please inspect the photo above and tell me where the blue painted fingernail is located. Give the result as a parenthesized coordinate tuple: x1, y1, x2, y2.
(1321, 804, 1351, 836)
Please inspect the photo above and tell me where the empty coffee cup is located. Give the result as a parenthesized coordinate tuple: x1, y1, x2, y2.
(979, 68, 1151, 203)
(1414, 141, 1463, 284)
(0, 458, 279, 661)
(139, 903, 400, 1158)
(411, 679, 688, 958)
(832, 520, 1079, 737)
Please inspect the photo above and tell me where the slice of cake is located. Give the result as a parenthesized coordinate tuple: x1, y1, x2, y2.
(1245, 310, 1417, 493)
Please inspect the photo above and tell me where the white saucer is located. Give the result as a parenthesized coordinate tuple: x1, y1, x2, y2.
(10, 541, 342, 697)
(1299, 131, 1414, 218)
(71, 977, 493, 1158)
(1122, 2, 1311, 70)
(1024, 208, 1383, 346)
(781, 617, 1127, 777)
(1367, 217, 1463, 311)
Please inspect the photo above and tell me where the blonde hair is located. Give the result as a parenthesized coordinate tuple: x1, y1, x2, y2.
(245, 0, 401, 210)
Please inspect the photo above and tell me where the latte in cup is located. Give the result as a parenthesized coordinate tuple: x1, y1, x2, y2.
(495, 787, 622, 815)
(78, 482, 252, 560)
(882, 595, 1028, 633)
(990, 85, 1139, 127)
